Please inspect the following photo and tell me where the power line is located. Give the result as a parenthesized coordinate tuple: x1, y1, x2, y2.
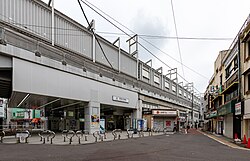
(81, 0, 207, 93)
(0, 12, 232, 41)
(98, 31, 233, 41)
(77, 0, 114, 69)
(170, 0, 185, 78)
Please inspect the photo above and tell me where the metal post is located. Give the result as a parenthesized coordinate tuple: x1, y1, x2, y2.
(51, 0, 55, 46)
(118, 38, 121, 72)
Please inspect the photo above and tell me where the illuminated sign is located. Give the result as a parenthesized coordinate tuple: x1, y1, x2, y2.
(152, 110, 177, 116)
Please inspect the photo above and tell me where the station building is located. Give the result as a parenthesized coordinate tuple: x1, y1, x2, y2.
(0, 0, 201, 133)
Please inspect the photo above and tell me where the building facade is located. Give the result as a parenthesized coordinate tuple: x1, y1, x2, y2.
(0, 0, 202, 133)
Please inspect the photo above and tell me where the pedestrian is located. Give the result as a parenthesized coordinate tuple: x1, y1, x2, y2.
(9, 121, 11, 129)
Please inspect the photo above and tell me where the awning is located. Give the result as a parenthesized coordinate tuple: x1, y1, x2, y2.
(31, 118, 41, 123)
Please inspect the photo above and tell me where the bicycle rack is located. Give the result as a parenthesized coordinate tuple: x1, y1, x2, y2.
(138, 130, 144, 137)
(62, 130, 68, 142)
(39, 130, 55, 144)
(127, 129, 134, 139)
(66, 130, 75, 144)
(16, 130, 30, 144)
(112, 129, 122, 140)
(93, 131, 103, 142)
(0, 131, 5, 143)
(76, 130, 83, 144)
(83, 130, 89, 141)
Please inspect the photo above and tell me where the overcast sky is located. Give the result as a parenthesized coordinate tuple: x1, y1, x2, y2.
(42, 0, 250, 94)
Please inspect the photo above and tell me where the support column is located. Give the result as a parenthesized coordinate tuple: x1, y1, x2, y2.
(85, 101, 100, 134)
(132, 99, 143, 129)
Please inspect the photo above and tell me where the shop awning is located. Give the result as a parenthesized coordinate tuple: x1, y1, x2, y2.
(217, 99, 236, 116)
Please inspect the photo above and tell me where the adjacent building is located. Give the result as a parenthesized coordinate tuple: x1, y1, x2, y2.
(204, 14, 250, 139)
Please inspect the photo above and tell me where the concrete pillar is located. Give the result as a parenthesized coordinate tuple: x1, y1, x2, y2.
(85, 101, 100, 134)
(132, 99, 143, 129)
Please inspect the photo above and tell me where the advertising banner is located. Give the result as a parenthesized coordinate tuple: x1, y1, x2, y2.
(235, 102, 241, 115)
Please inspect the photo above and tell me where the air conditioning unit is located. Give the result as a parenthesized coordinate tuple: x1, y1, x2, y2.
(209, 85, 215, 94)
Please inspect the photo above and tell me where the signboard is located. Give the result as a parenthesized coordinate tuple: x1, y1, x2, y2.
(12, 108, 25, 119)
(0, 99, 4, 118)
(166, 121, 171, 127)
(235, 102, 241, 115)
(112, 96, 129, 103)
(100, 119, 105, 134)
(152, 110, 177, 116)
(0, 107, 4, 118)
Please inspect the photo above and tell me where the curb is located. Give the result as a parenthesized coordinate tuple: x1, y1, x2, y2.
(198, 130, 250, 151)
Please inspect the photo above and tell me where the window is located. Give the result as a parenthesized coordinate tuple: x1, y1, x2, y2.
(234, 57, 238, 69)
(165, 81, 170, 89)
(154, 75, 160, 84)
(225, 66, 230, 79)
(142, 69, 149, 79)
(248, 74, 250, 93)
(220, 74, 222, 85)
(172, 85, 176, 92)
(184, 92, 187, 97)
(179, 89, 182, 95)
(248, 41, 250, 59)
(247, 41, 250, 57)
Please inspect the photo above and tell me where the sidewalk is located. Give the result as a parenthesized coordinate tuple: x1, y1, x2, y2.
(198, 130, 250, 151)
(0, 130, 167, 145)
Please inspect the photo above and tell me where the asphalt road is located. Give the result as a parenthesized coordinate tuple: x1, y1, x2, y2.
(1, 130, 250, 161)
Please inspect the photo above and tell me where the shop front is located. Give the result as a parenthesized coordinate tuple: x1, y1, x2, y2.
(217, 100, 237, 139)
(143, 109, 178, 131)
(205, 110, 217, 133)
(243, 99, 250, 139)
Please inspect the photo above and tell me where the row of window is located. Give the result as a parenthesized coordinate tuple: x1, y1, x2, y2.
(142, 68, 201, 104)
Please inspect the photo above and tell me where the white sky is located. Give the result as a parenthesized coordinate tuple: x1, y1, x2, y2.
(43, 0, 250, 94)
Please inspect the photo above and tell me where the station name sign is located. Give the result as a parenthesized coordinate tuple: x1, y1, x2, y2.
(112, 96, 129, 103)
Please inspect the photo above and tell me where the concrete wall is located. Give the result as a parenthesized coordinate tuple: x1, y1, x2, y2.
(13, 58, 138, 108)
